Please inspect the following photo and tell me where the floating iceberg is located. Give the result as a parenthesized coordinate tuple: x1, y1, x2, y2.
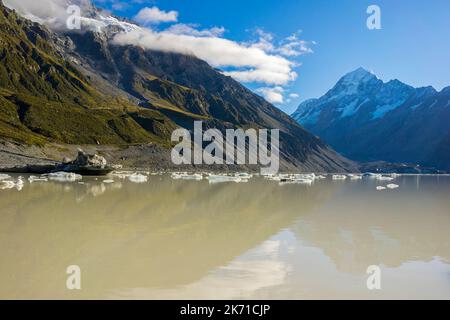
(171, 173, 203, 181)
(182, 174, 203, 181)
(376, 186, 386, 191)
(292, 173, 316, 180)
(48, 172, 82, 182)
(110, 171, 135, 179)
(386, 184, 400, 189)
(128, 173, 148, 183)
(348, 174, 363, 180)
(103, 179, 115, 184)
(332, 175, 347, 180)
(28, 176, 49, 183)
(235, 172, 253, 180)
(376, 175, 394, 181)
(264, 175, 281, 181)
(207, 174, 243, 184)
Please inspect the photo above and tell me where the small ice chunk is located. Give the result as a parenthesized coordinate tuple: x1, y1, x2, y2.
(376, 175, 394, 181)
(332, 175, 347, 180)
(111, 171, 134, 179)
(28, 176, 48, 183)
(128, 173, 148, 183)
(103, 179, 115, 184)
(387, 184, 399, 189)
(48, 172, 82, 182)
(207, 174, 243, 184)
(376, 186, 386, 191)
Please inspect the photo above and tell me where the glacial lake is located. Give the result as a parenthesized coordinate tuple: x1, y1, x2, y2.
(0, 174, 449, 299)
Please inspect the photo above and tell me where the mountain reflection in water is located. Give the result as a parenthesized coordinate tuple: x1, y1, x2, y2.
(0, 175, 449, 299)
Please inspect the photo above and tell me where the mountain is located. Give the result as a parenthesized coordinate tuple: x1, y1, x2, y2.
(292, 68, 450, 170)
(0, 0, 356, 172)
(0, 1, 178, 146)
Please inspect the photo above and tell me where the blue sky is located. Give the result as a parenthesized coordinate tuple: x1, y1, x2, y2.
(93, 0, 450, 114)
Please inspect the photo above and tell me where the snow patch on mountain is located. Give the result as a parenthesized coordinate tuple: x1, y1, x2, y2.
(81, 15, 142, 33)
(340, 98, 370, 118)
(372, 100, 406, 119)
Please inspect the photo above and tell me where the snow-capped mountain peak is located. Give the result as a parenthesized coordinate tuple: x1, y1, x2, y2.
(339, 67, 377, 85)
(291, 68, 450, 167)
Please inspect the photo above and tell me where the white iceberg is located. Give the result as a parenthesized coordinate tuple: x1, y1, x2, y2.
(48, 172, 82, 182)
(128, 173, 148, 183)
(28, 176, 49, 183)
(207, 174, 243, 184)
(235, 172, 253, 179)
(386, 184, 399, 189)
(111, 171, 137, 179)
(376, 175, 394, 181)
(171, 172, 203, 181)
(332, 175, 347, 180)
(376, 186, 386, 191)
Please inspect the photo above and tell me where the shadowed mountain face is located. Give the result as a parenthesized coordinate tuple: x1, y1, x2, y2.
(0, 1, 356, 172)
(292, 68, 450, 170)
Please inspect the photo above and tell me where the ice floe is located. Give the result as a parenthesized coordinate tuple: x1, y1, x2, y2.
(207, 174, 244, 184)
(48, 172, 82, 182)
(110, 171, 135, 179)
(171, 172, 203, 181)
(128, 173, 148, 183)
(332, 175, 347, 180)
(376, 186, 386, 191)
(28, 176, 49, 183)
(386, 184, 400, 189)
(348, 174, 363, 180)
(375, 175, 395, 181)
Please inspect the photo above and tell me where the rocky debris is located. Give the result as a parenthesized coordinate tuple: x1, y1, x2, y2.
(56, 149, 112, 175)
(70, 149, 108, 168)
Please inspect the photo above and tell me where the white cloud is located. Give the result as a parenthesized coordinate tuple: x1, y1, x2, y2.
(3, 0, 97, 29)
(251, 28, 314, 57)
(289, 93, 300, 98)
(256, 87, 285, 104)
(113, 28, 297, 85)
(134, 6, 178, 25)
(166, 23, 225, 38)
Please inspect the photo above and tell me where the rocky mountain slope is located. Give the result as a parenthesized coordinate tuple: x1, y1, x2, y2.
(292, 68, 450, 170)
(0, 0, 356, 172)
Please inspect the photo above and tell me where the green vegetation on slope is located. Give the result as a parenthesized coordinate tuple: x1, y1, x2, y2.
(0, 3, 179, 146)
